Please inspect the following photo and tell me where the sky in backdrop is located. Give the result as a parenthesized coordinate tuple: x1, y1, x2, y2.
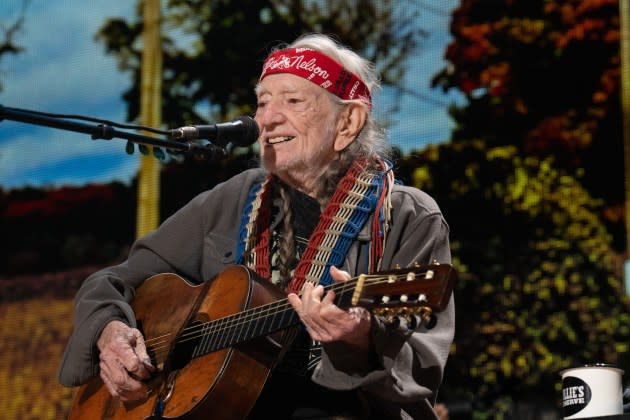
(0, 0, 464, 190)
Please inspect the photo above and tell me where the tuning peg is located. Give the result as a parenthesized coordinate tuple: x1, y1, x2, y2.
(385, 316, 400, 330)
(125, 141, 135, 155)
(405, 314, 419, 330)
(400, 271, 415, 303)
(375, 308, 400, 330)
(380, 274, 398, 305)
(421, 310, 437, 330)
(138, 144, 150, 155)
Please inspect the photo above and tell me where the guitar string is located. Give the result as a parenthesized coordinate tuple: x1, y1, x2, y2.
(142, 274, 370, 346)
(143, 272, 433, 360)
(143, 276, 362, 359)
(142, 271, 435, 359)
(143, 273, 376, 348)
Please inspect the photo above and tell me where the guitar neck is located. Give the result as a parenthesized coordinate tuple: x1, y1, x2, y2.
(189, 280, 356, 358)
(184, 263, 454, 360)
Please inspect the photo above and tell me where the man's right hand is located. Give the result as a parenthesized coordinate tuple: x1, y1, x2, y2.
(97, 320, 155, 401)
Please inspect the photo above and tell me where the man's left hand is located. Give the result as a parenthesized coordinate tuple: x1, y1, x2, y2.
(287, 266, 371, 349)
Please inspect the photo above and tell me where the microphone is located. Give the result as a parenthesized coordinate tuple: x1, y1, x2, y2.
(168, 116, 259, 147)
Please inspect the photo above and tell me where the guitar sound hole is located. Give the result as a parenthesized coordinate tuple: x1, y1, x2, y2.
(169, 320, 203, 371)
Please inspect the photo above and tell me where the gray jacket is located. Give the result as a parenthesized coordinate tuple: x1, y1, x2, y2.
(58, 168, 454, 419)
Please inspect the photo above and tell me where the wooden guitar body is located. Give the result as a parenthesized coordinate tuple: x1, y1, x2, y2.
(70, 265, 293, 420)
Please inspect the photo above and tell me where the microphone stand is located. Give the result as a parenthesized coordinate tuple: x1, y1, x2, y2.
(0, 104, 227, 160)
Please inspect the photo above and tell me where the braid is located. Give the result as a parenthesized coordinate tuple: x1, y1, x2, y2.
(277, 182, 297, 289)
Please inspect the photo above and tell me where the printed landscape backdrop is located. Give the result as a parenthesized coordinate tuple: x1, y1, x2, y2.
(1, 0, 628, 419)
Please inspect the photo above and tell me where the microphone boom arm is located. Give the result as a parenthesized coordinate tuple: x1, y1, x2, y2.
(0, 104, 226, 158)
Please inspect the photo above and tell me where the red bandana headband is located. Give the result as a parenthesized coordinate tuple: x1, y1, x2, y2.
(260, 48, 372, 107)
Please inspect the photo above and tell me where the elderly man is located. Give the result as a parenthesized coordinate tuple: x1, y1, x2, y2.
(59, 33, 455, 419)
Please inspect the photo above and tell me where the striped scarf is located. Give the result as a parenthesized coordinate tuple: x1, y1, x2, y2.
(236, 158, 393, 293)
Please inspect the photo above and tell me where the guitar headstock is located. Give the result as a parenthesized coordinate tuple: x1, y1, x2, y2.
(349, 262, 456, 329)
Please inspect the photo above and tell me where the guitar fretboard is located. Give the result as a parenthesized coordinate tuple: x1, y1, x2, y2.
(188, 281, 356, 358)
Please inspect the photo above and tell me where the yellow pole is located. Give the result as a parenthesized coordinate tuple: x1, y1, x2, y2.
(621, 0, 630, 292)
(136, 0, 162, 238)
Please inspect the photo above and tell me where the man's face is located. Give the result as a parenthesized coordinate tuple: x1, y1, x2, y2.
(255, 73, 340, 195)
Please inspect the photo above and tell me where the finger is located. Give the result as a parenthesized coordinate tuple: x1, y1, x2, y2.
(309, 284, 324, 304)
(129, 329, 155, 375)
(116, 329, 153, 380)
(125, 362, 152, 381)
(109, 358, 134, 389)
(287, 293, 302, 311)
(298, 283, 320, 312)
(299, 282, 314, 301)
(290, 288, 333, 341)
(321, 289, 336, 307)
(99, 348, 123, 381)
(119, 382, 151, 402)
(130, 328, 153, 364)
(99, 362, 120, 399)
(99, 358, 147, 401)
(330, 266, 351, 282)
(316, 289, 345, 325)
(119, 353, 151, 380)
(108, 359, 149, 402)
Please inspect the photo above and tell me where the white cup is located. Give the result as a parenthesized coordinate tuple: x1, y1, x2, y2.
(560, 364, 624, 419)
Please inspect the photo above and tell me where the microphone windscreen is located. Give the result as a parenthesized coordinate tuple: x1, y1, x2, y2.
(232, 116, 259, 147)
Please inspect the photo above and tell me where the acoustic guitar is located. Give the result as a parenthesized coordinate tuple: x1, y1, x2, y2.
(69, 263, 456, 419)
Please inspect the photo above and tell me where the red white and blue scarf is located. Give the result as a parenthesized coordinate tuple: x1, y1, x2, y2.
(236, 158, 393, 293)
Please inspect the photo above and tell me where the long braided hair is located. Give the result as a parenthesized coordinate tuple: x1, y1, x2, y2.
(277, 182, 297, 286)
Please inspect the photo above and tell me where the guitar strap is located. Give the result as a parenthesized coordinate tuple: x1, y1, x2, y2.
(236, 157, 394, 293)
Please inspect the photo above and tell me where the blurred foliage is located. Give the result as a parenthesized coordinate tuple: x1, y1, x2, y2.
(396, 141, 630, 416)
(0, 297, 75, 419)
(431, 0, 625, 250)
(403, 0, 629, 415)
